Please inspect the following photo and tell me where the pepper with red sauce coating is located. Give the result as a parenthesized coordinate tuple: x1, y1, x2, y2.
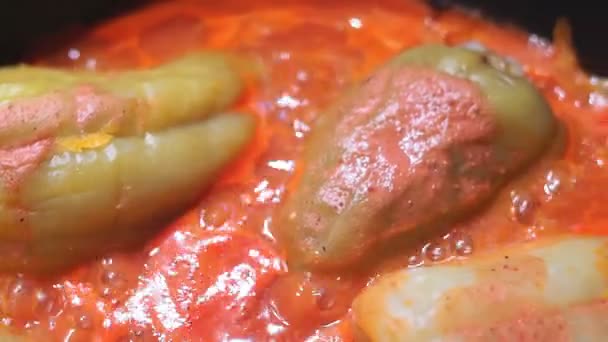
(0, 52, 255, 272)
(353, 236, 608, 341)
(278, 44, 557, 269)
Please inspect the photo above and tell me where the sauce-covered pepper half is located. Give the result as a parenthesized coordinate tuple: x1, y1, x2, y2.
(0, 52, 255, 272)
(278, 44, 558, 269)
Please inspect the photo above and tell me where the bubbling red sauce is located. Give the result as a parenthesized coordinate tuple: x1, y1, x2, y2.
(0, 0, 607, 340)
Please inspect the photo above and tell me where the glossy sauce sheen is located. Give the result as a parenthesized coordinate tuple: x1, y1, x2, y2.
(1, 0, 608, 340)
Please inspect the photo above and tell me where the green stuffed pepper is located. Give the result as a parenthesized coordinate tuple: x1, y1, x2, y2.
(278, 44, 558, 269)
(0, 52, 255, 272)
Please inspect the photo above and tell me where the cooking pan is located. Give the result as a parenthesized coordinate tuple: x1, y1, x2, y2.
(1, 0, 606, 75)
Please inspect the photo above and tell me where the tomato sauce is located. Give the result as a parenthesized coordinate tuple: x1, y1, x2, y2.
(1, 0, 608, 340)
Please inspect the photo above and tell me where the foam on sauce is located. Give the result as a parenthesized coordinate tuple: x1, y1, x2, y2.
(0, 0, 607, 340)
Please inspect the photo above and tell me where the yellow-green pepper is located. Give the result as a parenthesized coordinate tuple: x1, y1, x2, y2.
(0, 53, 255, 272)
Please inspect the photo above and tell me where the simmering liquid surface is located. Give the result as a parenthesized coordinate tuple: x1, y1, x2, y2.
(1, 0, 607, 340)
